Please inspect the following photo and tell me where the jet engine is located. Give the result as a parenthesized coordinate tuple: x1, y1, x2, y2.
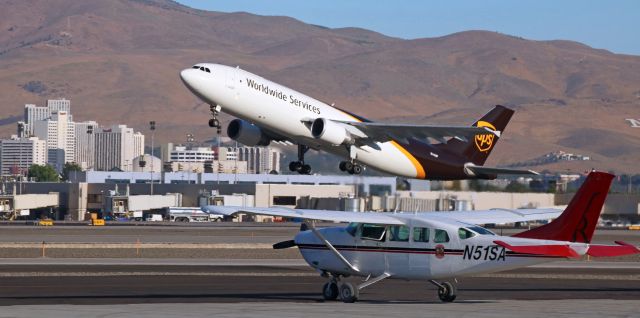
(227, 119, 271, 146)
(311, 118, 355, 146)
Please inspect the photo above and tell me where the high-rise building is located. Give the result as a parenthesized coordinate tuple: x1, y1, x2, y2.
(232, 146, 281, 174)
(94, 125, 144, 171)
(74, 121, 98, 170)
(32, 111, 75, 172)
(169, 146, 216, 162)
(0, 137, 47, 176)
(22, 99, 72, 136)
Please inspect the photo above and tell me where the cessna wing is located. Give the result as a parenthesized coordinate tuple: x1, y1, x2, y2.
(202, 206, 562, 226)
(335, 121, 499, 144)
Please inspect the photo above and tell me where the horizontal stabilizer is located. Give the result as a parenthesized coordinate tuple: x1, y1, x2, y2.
(466, 165, 539, 176)
(494, 240, 580, 258)
(587, 241, 640, 257)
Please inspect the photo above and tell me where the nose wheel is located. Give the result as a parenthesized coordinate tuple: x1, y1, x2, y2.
(339, 161, 363, 175)
(208, 105, 222, 134)
(289, 144, 312, 175)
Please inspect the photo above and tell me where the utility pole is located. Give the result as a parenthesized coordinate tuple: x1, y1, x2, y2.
(149, 121, 156, 195)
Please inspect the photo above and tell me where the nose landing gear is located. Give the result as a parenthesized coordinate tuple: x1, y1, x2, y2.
(208, 105, 222, 134)
(289, 144, 312, 175)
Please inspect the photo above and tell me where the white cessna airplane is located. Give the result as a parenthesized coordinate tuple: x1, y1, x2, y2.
(204, 172, 639, 302)
(180, 63, 536, 179)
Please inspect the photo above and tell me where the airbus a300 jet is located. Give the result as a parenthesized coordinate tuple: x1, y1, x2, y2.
(180, 63, 536, 179)
(204, 172, 639, 303)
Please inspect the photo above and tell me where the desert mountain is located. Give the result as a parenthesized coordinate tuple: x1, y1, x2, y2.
(0, 0, 639, 173)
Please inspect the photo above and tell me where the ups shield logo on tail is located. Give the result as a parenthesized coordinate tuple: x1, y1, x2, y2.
(474, 121, 496, 152)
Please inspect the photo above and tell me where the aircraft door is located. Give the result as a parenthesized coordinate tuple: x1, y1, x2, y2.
(354, 223, 387, 275)
(409, 224, 431, 277)
(386, 224, 410, 275)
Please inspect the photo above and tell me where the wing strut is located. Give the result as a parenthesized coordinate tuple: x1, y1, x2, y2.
(308, 221, 360, 274)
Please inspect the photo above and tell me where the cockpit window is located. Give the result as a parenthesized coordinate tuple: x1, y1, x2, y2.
(458, 228, 476, 240)
(388, 225, 409, 242)
(192, 66, 211, 73)
(360, 224, 386, 241)
(346, 222, 358, 236)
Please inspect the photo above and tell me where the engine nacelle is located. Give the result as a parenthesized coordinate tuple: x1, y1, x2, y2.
(227, 119, 271, 146)
(311, 118, 354, 146)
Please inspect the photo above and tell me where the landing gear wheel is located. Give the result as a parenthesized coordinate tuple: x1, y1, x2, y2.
(352, 164, 362, 175)
(339, 161, 348, 172)
(344, 161, 354, 174)
(300, 164, 311, 175)
(322, 282, 339, 301)
(437, 281, 457, 303)
(339, 282, 359, 303)
(289, 161, 302, 172)
(208, 118, 220, 128)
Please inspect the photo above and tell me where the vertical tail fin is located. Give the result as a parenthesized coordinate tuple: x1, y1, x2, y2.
(513, 172, 614, 243)
(442, 105, 514, 166)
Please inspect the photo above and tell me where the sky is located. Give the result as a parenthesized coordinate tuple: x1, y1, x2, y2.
(177, 1, 640, 55)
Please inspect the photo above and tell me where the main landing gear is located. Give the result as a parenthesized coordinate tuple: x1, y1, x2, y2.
(289, 144, 312, 175)
(430, 280, 457, 302)
(339, 161, 363, 175)
(208, 104, 222, 134)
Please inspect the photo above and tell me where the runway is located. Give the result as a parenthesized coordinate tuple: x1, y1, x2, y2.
(0, 262, 638, 318)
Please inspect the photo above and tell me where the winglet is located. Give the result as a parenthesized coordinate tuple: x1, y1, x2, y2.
(494, 240, 580, 258)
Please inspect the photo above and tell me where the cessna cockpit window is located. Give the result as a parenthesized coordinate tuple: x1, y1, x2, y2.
(458, 228, 476, 240)
(346, 222, 358, 236)
(413, 227, 430, 242)
(434, 229, 450, 243)
(360, 224, 386, 241)
(388, 225, 409, 242)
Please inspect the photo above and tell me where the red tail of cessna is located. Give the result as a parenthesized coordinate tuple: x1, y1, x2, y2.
(204, 172, 639, 303)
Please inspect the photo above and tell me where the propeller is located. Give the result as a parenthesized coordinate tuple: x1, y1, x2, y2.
(273, 240, 296, 249)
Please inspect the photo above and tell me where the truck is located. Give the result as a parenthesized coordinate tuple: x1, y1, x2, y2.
(167, 207, 223, 223)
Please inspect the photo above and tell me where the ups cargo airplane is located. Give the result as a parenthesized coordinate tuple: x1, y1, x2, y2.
(180, 63, 536, 179)
(204, 172, 639, 303)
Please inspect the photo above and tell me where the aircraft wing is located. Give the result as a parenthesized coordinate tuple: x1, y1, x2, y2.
(419, 208, 562, 225)
(203, 206, 561, 226)
(202, 206, 405, 225)
(337, 121, 499, 144)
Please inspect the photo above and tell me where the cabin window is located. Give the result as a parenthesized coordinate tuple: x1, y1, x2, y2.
(467, 226, 495, 235)
(360, 224, 386, 241)
(458, 228, 476, 240)
(434, 229, 450, 243)
(388, 225, 409, 242)
(413, 227, 430, 242)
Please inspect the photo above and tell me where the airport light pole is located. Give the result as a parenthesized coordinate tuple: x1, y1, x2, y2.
(150, 121, 156, 195)
(186, 133, 195, 184)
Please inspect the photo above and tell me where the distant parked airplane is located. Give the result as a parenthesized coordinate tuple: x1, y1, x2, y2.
(204, 172, 639, 302)
(180, 63, 536, 179)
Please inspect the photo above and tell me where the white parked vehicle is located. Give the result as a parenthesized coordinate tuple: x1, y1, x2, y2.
(168, 207, 223, 222)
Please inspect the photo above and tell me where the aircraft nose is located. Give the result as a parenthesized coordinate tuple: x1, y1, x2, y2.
(179, 68, 197, 88)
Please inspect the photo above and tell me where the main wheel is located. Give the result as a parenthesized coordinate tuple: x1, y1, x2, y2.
(339, 282, 359, 303)
(352, 164, 362, 175)
(437, 281, 457, 302)
(339, 161, 347, 171)
(322, 282, 339, 301)
(344, 161, 354, 174)
(289, 161, 301, 172)
(300, 164, 312, 175)
(208, 119, 215, 127)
